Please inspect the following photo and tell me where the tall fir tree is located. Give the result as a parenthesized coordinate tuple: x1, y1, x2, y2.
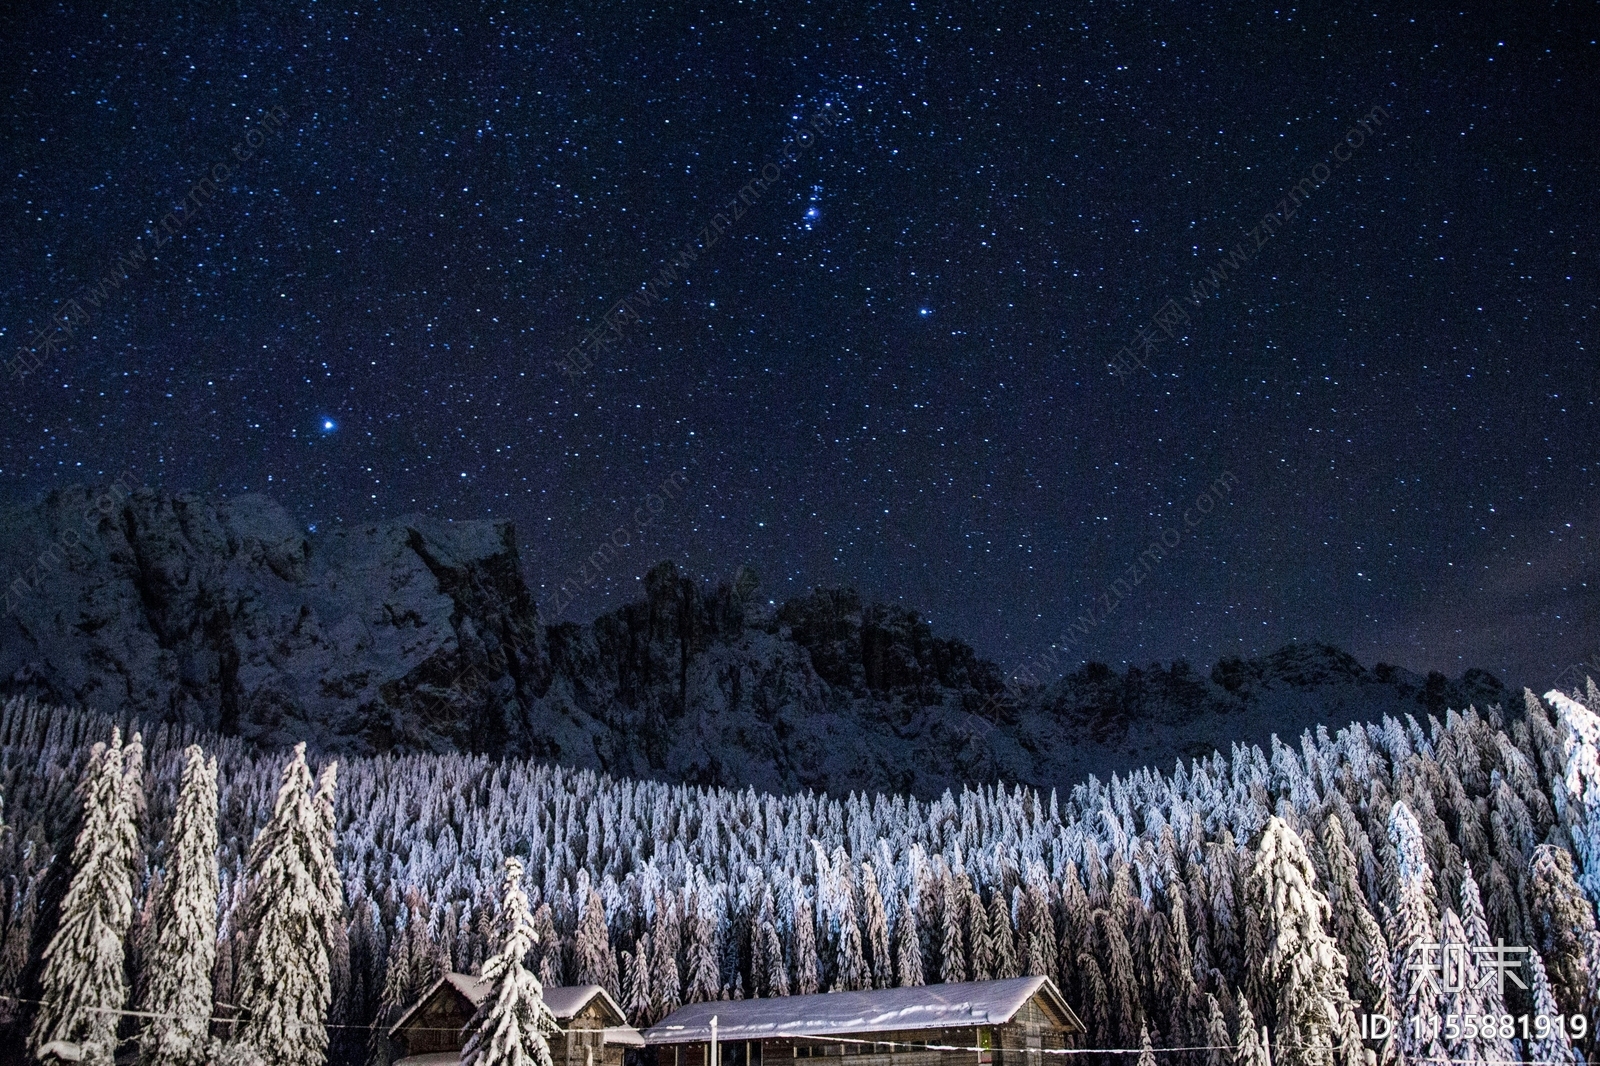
(230, 744, 339, 1066)
(939, 875, 967, 985)
(790, 895, 820, 996)
(861, 865, 893, 989)
(1458, 864, 1517, 1065)
(1547, 690, 1600, 909)
(573, 887, 620, 998)
(1246, 816, 1360, 1066)
(1202, 993, 1230, 1066)
(987, 891, 1017, 980)
(462, 858, 558, 1066)
(623, 942, 652, 1024)
(893, 892, 924, 987)
(1137, 1021, 1157, 1066)
(137, 745, 219, 1066)
(532, 902, 561, 988)
(1387, 801, 1445, 1066)
(31, 729, 142, 1066)
(648, 899, 683, 1018)
(683, 909, 721, 1003)
(1527, 843, 1600, 1018)
(753, 916, 789, 998)
(1233, 996, 1272, 1066)
(1526, 949, 1579, 1066)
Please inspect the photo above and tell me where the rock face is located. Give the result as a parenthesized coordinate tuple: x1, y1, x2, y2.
(1, 483, 1513, 797)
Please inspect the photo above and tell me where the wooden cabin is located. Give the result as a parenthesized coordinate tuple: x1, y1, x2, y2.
(390, 974, 645, 1066)
(642, 977, 1083, 1066)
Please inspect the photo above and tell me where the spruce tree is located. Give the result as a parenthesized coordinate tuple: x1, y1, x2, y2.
(684, 910, 721, 1003)
(230, 744, 339, 1066)
(1137, 1021, 1157, 1066)
(834, 905, 868, 991)
(939, 877, 967, 984)
(1528, 843, 1599, 1018)
(648, 902, 682, 1018)
(532, 902, 561, 988)
(1246, 816, 1359, 1066)
(137, 745, 219, 1066)
(1458, 864, 1516, 1065)
(623, 943, 652, 1024)
(893, 892, 924, 987)
(1076, 951, 1111, 1048)
(1202, 994, 1230, 1066)
(462, 857, 558, 1066)
(791, 895, 820, 996)
(1526, 949, 1578, 1066)
(1547, 690, 1600, 908)
(861, 866, 893, 989)
(32, 729, 142, 1066)
(573, 887, 620, 997)
(1387, 801, 1445, 1066)
(987, 891, 1017, 979)
(1233, 997, 1272, 1066)
(754, 917, 788, 998)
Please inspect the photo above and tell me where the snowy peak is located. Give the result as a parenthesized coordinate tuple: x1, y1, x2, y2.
(1, 485, 1514, 797)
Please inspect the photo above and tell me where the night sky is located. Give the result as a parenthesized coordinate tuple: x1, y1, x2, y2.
(2, 2, 1596, 690)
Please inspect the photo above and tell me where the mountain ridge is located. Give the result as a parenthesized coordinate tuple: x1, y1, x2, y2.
(0, 482, 1515, 797)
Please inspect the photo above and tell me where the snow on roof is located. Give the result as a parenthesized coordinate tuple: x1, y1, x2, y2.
(605, 1026, 648, 1047)
(643, 977, 1080, 1045)
(389, 975, 631, 1037)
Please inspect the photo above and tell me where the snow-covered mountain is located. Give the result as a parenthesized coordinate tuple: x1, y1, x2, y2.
(1, 483, 1511, 797)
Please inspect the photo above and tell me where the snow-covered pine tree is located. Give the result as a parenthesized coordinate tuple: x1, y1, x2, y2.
(137, 745, 219, 1066)
(834, 900, 868, 992)
(649, 901, 682, 1018)
(893, 892, 923, 987)
(683, 909, 721, 1003)
(310, 762, 348, 1035)
(939, 875, 966, 984)
(573, 886, 620, 998)
(1386, 800, 1445, 1066)
(1076, 951, 1111, 1047)
(1018, 883, 1052, 978)
(1245, 816, 1359, 1066)
(461, 857, 558, 1066)
(1137, 1021, 1156, 1066)
(1457, 864, 1516, 1066)
(967, 885, 994, 983)
(987, 890, 1017, 979)
(861, 865, 892, 989)
(1526, 948, 1579, 1066)
(791, 894, 820, 996)
(623, 943, 651, 1024)
(230, 743, 337, 1066)
(1233, 996, 1272, 1066)
(1527, 843, 1600, 1018)
(1202, 993, 1230, 1066)
(753, 916, 788, 998)
(532, 902, 561, 987)
(1547, 690, 1600, 908)
(1317, 809, 1387, 1012)
(1095, 908, 1140, 1048)
(1439, 907, 1491, 1066)
(32, 728, 141, 1066)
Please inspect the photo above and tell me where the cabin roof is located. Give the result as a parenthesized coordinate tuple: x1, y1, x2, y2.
(643, 976, 1083, 1045)
(388, 974, 629, 1037)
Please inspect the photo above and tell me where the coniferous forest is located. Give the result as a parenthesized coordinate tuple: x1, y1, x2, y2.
(4, 682, 1600, 1066)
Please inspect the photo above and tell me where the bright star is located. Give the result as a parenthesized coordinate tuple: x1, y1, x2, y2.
(320, 418, 337, 434)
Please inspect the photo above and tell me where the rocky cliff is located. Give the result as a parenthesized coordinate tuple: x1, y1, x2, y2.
(0, 483, 1513, 797)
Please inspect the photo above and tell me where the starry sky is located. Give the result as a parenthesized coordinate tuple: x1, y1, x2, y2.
(2, 1, 1596, 690)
